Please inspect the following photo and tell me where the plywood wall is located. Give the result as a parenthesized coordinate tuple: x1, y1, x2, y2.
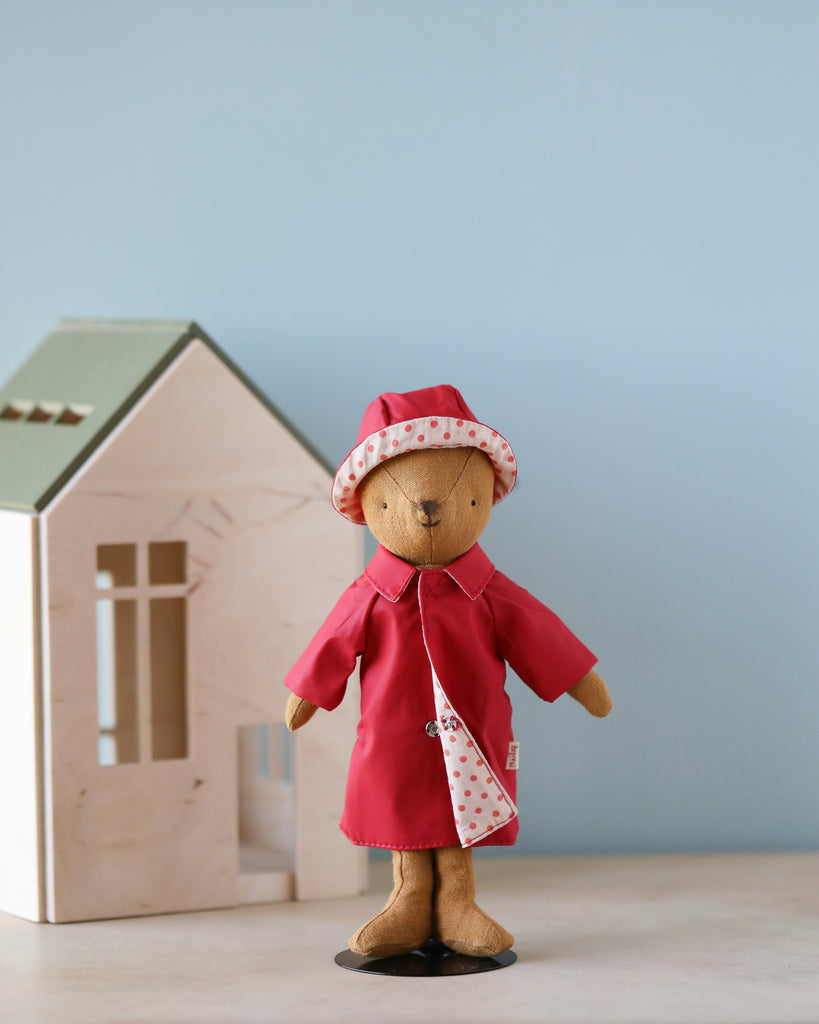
(0, 510, 44, 921)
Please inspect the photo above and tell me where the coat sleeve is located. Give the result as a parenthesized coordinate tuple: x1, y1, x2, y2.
(484, 571, 598, 703)
(283, 576, 376, 712)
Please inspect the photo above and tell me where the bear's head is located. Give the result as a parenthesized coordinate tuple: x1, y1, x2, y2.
(358, 446, 495, 569)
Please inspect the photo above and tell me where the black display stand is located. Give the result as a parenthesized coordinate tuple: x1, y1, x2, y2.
(334, 938, 517, 976)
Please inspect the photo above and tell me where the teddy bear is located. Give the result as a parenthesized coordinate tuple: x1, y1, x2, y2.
(283, 385, 611, 960)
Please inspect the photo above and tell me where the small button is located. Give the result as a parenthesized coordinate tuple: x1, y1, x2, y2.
(441, 714, 459, 732)
(425, 720, 440, 738)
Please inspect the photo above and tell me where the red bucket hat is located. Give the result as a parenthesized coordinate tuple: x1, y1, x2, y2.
(332, 384, 517, 524)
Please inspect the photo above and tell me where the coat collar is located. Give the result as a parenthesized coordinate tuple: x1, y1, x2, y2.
(365, 543, 496, 603)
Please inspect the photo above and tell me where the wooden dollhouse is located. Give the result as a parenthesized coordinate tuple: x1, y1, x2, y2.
(0, 319, 366, 923)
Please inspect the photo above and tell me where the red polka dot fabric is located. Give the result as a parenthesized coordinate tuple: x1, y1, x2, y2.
(332, 414, 518, 524)
(431, 670, 518, 848)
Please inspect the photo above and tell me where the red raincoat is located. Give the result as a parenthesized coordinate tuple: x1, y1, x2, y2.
(283, 543, 597, 850)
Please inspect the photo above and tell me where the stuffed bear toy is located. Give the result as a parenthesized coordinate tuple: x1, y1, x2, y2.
(284, 385, 611, 959)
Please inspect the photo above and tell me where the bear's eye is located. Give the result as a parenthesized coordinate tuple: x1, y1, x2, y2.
(471, 499, 477, 507)
(382, 502, 388, 510)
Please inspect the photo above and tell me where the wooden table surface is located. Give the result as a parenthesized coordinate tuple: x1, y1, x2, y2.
(1, 852, 817, 1023)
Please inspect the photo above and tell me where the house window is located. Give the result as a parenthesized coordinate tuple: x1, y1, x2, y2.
(96, 542, 189, 766)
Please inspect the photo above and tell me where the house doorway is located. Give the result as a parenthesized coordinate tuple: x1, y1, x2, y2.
(237, 723, 296, 903)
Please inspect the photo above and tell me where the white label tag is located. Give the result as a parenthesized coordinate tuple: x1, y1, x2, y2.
(506, 740, 520, 770)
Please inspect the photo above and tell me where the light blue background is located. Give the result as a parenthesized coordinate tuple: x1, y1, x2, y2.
(1, 1, 817, 856)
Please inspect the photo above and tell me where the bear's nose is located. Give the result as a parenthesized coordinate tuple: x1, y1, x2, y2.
(418, 500, 438, 519)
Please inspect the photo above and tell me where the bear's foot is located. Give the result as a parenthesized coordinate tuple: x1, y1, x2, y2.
(435, 902, 514, 958)
(349, 849, 434, 957)
(433, 845, 514, 957)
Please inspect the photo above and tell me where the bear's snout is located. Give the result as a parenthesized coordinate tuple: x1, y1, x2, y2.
(417, 500, 441, 527)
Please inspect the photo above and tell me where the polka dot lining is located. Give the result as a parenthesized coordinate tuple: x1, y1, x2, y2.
(431, 670, 518, 848)
(332, 415, 517, 523)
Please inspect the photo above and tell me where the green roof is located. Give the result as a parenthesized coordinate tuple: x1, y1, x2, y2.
(0, 319, 330, 512)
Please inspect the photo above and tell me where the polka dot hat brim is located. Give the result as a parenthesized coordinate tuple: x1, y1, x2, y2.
(332, 415, 518, 524)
